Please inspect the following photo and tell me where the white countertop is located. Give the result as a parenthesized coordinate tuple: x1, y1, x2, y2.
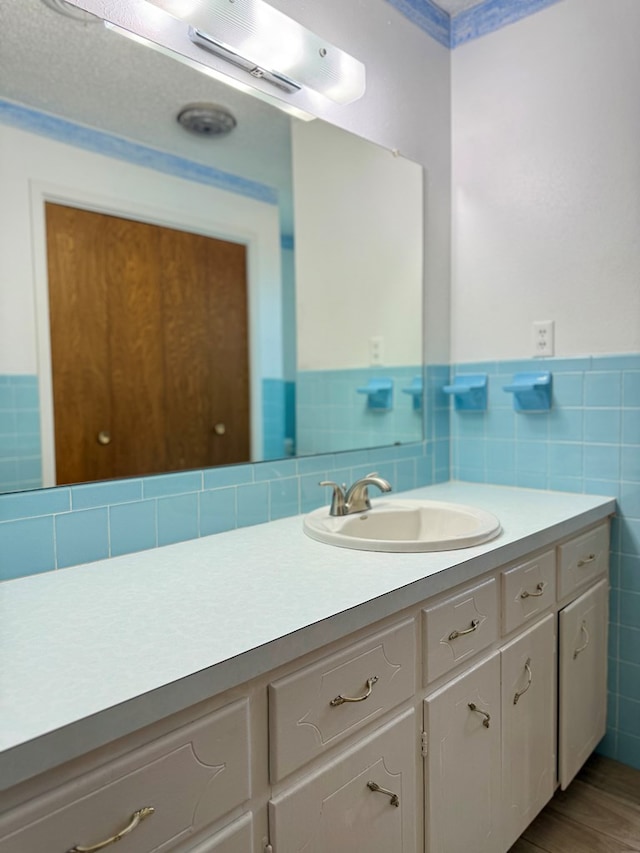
(0, 482, 615, 790)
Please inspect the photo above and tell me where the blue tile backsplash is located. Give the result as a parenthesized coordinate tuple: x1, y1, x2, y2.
(296, 366, 424, 455)
(0, 375, 42, 493)
(451, 353, 640, 769)
(0, 356, 443, 580)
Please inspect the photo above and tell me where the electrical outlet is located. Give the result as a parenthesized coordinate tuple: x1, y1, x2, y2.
(533, 321, 555, 357)
(369, 336, 384, 366)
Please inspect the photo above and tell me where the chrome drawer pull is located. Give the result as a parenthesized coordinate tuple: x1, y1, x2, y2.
(573, 621, 590, 659)
(577, 553, 596, 567)
(513, 658, 533, 705)
(330, 675, 379, 706)
(66, 807, 155, 853)
(448, 618, 480, 641)
(520, 582, 546, 599)
(367, 780, 400, 807)
(468, 703, 491, 728)
(468, 702, 491, 729)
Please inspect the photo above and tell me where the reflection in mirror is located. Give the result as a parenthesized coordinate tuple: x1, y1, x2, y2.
(0, 0, 424, 494)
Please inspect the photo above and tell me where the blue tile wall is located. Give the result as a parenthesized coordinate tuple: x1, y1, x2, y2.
(262, 378, 294, 461)
(0, 375, 42, 493)
(296, 366, 424, 455)
(0, 367, 449, 582)
(0, 433, 440, 582)
(450, 353, 640, 770)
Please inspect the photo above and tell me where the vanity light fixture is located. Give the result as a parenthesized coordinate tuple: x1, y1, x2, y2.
(102, 19, 316, 121)
(143, 0, 366, 104)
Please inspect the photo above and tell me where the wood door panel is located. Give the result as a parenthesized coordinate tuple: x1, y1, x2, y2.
(46, 204, 250, 484)
(157, 228, 250, 469)
(106, 216, 166, 479)
(46, 204, 111, 485)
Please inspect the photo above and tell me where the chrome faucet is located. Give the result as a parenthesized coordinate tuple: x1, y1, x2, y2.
(319, 472, 392, 517)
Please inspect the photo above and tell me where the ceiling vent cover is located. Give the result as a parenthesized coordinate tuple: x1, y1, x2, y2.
(176, 103, 237, 137)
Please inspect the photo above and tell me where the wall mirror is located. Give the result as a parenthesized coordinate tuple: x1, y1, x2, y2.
(0, 0, 424, 495)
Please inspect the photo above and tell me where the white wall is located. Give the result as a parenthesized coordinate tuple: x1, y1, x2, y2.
(292, 119, 423, 371)
(451, 0, 640, 362)
(269, 0, 452, 366)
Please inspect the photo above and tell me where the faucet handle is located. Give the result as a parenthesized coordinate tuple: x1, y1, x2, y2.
(319, 481, 346, 517)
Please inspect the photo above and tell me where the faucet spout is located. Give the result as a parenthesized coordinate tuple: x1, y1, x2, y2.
(319, 472, 392, 516)
(344, 472, 392, 515)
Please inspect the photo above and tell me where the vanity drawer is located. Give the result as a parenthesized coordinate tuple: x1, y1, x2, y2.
(269, 618, 415, 781)
(557, 524, 609, 599)
(0, 699, 251, 853)
(501, 550, 556, 635)
(422, 577, 498, 684)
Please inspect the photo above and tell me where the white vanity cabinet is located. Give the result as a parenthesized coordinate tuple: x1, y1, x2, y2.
(188, 814, 254, 853)
(0, 699, 253, 853)
(423, 614, 556, 853)
(424, 653, 502, 853)
(0, 511, 612, 853)
(558, 578, 608, 789)
(500, 613, 556, 849)
(422, 524, 608, 853)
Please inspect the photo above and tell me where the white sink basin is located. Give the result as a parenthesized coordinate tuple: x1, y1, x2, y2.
(303, 499, 502, 553)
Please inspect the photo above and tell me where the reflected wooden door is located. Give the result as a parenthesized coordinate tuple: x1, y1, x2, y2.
(46, 203, 250, 485)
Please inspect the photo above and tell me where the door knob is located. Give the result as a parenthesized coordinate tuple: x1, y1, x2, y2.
(97, 430, 111, 446)
(213, 423, 226, 436)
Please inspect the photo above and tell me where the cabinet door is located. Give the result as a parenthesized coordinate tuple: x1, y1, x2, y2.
(501, 614, 556, 850)
(558, 578, 608, 789)
(424, 653, 501, 853)
(269, 709, 417, 853)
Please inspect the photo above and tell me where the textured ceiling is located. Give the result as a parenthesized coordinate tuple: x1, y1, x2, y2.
(0, 0, 294, 220)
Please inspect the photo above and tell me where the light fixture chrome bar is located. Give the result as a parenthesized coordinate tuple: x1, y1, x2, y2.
(189, 26, 301, 95)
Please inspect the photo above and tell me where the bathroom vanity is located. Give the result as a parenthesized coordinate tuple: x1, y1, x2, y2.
(0, 483, 615, 852)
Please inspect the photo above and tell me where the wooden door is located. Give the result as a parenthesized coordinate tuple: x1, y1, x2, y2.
(424, 652, 502, 853)
(46, 203, 250, 485)
(501, 614, 556, 850)
(558, 579, 608, 789)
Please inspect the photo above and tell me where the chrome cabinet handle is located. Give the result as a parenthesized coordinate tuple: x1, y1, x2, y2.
(367, 780, 400, 807)
(513, 658, 533, 705)
(66, 807, 155, 853)
(468, 702, 491, 728)
(448, 618, 480, 641)
(330, 675, 379, 706)
(573, 621, 590, 659)
(520, 582, 546, 599)
(577, 553, 596, 567)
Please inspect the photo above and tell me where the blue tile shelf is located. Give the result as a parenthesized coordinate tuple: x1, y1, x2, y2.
(443, 373, 488, 411)
(357, 378, 394, 412)
(402, 376, 424, 411)
(504, 372, 552, 412)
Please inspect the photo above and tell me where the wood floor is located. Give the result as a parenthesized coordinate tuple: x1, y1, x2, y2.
(509, 754, 640, 852)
